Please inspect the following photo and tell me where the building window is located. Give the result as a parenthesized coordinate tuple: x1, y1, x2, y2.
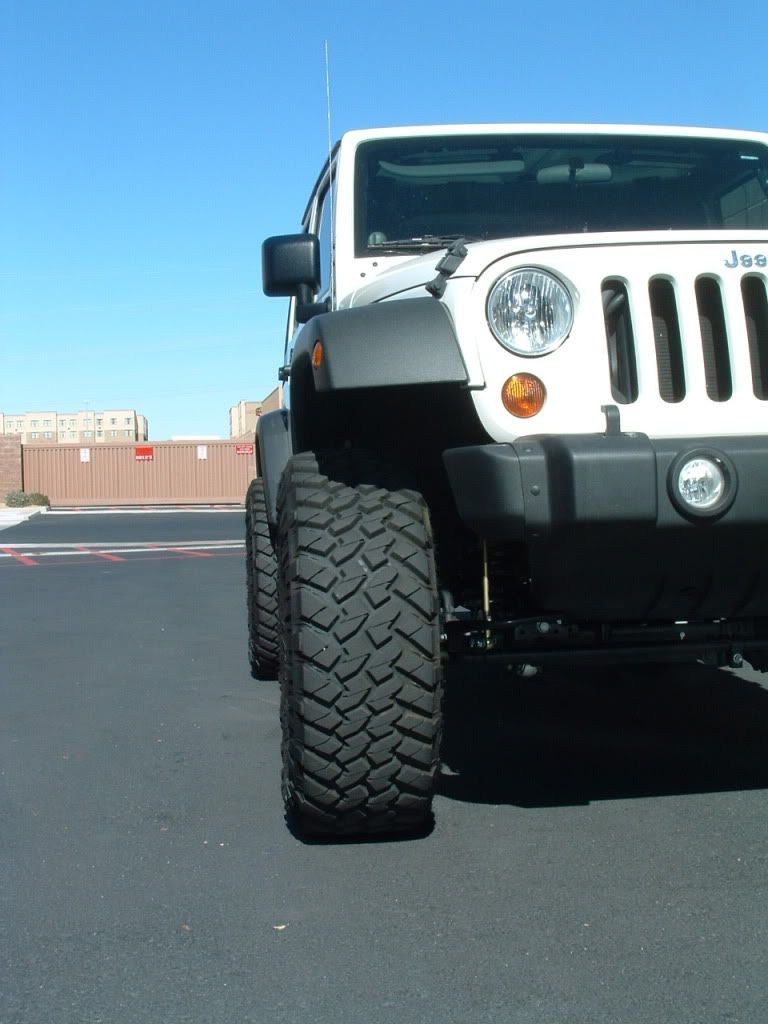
(44, 431, 52, 438)
(83, 430, 92, 438)
(30, 432, 38, 439)
(110, 418, 116, 425)
(43, 419, 51, 427)
(124, 429, 132, 437)
(110, 430, 117, 437)
(30, 420, 38, 428)
(124, 416, 132, 425)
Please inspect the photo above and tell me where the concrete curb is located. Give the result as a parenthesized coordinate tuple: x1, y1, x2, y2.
(0, 506, 48, 531)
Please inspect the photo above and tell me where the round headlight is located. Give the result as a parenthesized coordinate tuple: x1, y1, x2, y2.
(668, 449, 737, 520)
(487, 269, 573, 356)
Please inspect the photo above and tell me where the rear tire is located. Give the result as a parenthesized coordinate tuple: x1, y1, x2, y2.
(245, 478, 279, 679)
(276, 450, 443, 837)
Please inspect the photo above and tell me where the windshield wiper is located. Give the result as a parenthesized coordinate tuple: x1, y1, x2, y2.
(367, 233, 482, 253)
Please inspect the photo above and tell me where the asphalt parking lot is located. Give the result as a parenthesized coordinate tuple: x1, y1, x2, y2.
(2, 510, 768, 1023)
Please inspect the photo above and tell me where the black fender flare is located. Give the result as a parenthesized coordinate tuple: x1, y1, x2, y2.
(255, 408, 293, 526)
(292, 297, 469, 391)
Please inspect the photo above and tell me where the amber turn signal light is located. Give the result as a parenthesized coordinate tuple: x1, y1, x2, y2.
(311, 341, 324, 369)
(501, 373, 546, 418)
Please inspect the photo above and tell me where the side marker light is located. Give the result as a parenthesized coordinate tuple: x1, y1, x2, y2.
(501, 373, 546, 418)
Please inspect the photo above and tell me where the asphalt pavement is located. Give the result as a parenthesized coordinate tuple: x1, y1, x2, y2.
(2, 511, 767, 1023)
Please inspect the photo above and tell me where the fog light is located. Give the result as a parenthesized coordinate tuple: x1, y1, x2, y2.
(668, 449, 736, 519)
(677, 457, 724, 510)
(501, 373, 546, 418)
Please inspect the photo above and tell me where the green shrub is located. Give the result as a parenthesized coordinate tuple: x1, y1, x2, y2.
(26, 491, 50, 506)
(4, 490, 50, 507)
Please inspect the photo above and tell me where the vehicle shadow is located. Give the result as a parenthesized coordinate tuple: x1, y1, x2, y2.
(437, 661, 768, 807)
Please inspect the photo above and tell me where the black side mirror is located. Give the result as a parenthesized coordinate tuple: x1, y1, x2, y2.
(262, 234, 321, 297)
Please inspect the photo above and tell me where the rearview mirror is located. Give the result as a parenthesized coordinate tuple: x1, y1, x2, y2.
(537, 163, 612, 185)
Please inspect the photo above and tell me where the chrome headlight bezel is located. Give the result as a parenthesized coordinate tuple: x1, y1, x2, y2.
(486, 267, 574, 357)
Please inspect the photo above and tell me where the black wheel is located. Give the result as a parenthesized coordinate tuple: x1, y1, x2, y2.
(276, 450, 443, 837)
(245, 478, 279, 679)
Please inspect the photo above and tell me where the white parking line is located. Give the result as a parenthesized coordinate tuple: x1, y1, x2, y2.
(4, 540, 244, 548)
(0, 541, 245, 559)
(45, 508, 244, 515)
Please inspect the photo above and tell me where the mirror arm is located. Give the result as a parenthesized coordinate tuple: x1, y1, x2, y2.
(296, 298, 330, 324)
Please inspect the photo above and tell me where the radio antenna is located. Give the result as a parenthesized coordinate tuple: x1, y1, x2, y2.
(324, 40, 336, 307)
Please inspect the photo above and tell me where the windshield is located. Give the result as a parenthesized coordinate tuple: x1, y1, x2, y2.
(354, 133, 768, 255)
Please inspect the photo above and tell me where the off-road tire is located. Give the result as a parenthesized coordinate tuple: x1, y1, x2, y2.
(245, 478, 279, 679)
(276, 450, 443, 837)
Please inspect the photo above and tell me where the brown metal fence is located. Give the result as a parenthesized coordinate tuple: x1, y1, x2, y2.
(22, 441, 257, 506)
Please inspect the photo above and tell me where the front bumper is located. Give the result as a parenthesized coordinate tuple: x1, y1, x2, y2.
(443, 433, 768, 620)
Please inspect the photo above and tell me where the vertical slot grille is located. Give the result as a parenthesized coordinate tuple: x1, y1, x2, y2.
(649, 278, 685, 402)
(695, 277, 732, 401)
(742, 276, 768, 399)
(602, 279, 638, 404)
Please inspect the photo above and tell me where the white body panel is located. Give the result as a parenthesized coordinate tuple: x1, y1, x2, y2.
(325, 124, 768, 443)
(341, 233, 768, 441)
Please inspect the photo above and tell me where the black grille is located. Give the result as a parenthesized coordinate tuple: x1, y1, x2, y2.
(602, 271, 768, 404)
(742, 275, 768, 399)
(602, 280, 638, 404)
(649, 278, 685, 402)
(696, 277, 732, 401)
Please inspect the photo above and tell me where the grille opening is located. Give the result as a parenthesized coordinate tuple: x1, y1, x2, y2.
(649, 278, 685, 402)
(696, 276, 732, 401)
(742, 276, 768, 400)
(602, 280, 638, 404)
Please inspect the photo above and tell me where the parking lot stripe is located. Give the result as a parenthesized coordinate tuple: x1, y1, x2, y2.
(0, 541, 245, 567)
(45, 507, 243, 515)
(1, 546, 38, 566)
(75, 545, 125, 562)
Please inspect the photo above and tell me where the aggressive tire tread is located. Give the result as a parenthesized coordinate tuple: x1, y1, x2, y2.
(277, 450, 443, 836)
(245, 478, 279, 679)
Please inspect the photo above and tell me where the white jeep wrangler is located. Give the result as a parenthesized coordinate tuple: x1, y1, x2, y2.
(248, 123, 768, 837)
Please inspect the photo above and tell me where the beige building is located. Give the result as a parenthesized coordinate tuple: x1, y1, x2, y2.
(229, 389, 281, 439)
(1, 409, 149, 444)
(229, 400, 261, 439)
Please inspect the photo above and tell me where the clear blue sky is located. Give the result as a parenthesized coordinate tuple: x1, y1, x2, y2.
(3, 0, 767, 439)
